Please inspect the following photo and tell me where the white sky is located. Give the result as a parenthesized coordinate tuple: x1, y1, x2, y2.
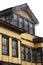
(0, 0, 43, 37)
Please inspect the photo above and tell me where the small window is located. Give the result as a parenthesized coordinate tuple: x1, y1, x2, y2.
(12, 14, 17, 26)
(24, 19, 28, 32)
(36, 48, 42, 63)
(5, 14, 13, 24)
(29, 22, 34, 35)
(18, 16, 23, 28)
(13, 14, 17, 21)
(2, 35, 9, 55)
(25, 47, 29, 61)
(12, 39, 18, 57)
(21, 45, 25, 60)
(32, 48, 36, 62)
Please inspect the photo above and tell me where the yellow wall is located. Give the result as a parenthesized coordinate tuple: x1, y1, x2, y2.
(0, 27, 42, 65)
(0, 27, 21, 64)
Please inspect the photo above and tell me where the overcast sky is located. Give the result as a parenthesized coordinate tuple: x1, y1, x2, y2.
(0, 0, 43, 37)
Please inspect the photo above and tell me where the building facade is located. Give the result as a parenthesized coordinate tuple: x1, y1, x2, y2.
(0, 3, 43, 65)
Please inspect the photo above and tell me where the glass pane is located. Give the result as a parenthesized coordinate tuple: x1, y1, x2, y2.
(21, 46, 24, 53)
(26, 55, 29, 61)
(18, 17, 23, 28)
(6, 15, 12, 23)
(25, 47, 28, 54)
(12, 39, 17, 57)
(24, 19, 28, 31)
(0, 16, 5, 21)
(2, 37, 8, 46)
(29, 22, 33, 34)
(2, 46, 5, 50)
(21, 53, 24, 60)
(12, 40, 17, 48)
(13, 21, 17, 26)
(12, 49, 16, 56)
(13, 14, 17, 21)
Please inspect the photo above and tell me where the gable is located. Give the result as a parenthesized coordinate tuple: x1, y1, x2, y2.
(16, 10, 32, 21)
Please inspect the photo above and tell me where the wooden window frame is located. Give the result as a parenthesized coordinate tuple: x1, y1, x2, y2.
(2, 34, 9, 55)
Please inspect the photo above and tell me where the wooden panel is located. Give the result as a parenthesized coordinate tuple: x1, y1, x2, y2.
(9, 38, 12, 62)
(16, 10, 31, 21)
(2, 55, 9, 62)
(37, 63, 41, 65)
(12, 57, 19, 64)
(34, 43, 41, 48)
(18, 41, 21, 64)
(22, 61, 31, 65)
(20, 33, 34, 41)
(32, 63, 36, 65)
(41, 43, 43, 47)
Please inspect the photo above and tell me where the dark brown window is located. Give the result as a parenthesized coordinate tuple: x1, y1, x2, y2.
(0, 16, 5, 21)
(18, 16, 23, 29)
(2, 35, 9, 55)
(25, 47, 31, 62)
(12, 39, 18, 57)
(12, 14, 17, 26)
(36, 48, 42, 63)
(21, 45, 25, 60)
(32, 48, 37, 63)
(29, 22, 34, 35)
(21, 44, 31, 62)
(24, 19, 28, 32)
(5, 13, 13, 24)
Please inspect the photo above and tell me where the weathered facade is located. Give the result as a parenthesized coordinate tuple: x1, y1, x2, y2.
(0, 3, 43, 65)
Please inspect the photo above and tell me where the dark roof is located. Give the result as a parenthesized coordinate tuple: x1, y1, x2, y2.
(0, 3, 39, 24)
(33, 36, 43, 43)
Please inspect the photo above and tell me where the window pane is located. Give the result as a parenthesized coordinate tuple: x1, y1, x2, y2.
(0, 16, 5, 21)
(12, 49, 16, 56)
(26, 47, 28, 54)
(21, 46, 24, 53)
(21, 46, 25, 60)
(2, 37, 8, 46)
(12, 39, 18, 57)
(29, 22, 33, 34)
(12, 40, 17, 48)
(24, 19, 28, 31)
(18, 16, 23, 28)
(13, 14, 17, 21)
(6, 15, 12, 23)
(25, 47, 29, 61)
(21, 53, 24, 60)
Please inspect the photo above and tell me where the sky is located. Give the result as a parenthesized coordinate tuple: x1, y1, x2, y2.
(0, 0, 43, 37)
